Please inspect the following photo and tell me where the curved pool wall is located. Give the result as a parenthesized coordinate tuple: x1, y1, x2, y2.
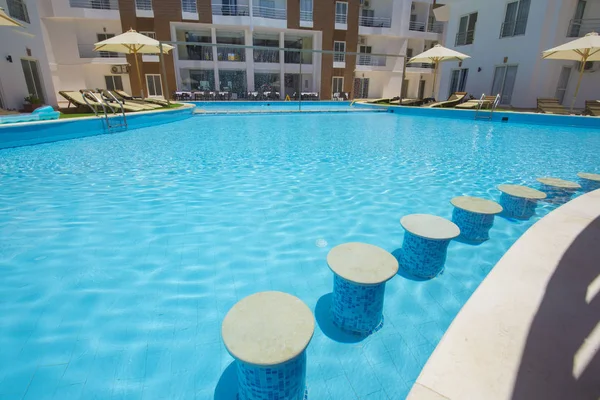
(0, 105, 194, 150)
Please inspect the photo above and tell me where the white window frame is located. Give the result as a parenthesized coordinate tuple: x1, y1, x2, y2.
(105, 75, 124, 91)
(335, 1, 348, 25)
(333, 41, 346, 63)
(455, 12, 477, 46)
(300, 0, 313, 25)
(500, 0, 531, 38)
(145, 74, 163, 97)
(332, 76, 344, 94)
(181, 0, 197, 13)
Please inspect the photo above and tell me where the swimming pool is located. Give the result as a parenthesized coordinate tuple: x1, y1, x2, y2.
(0, 111, 599, 399)
(191, 100, 353, 112)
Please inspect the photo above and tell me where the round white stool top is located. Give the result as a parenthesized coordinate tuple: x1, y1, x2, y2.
(222, 291, 314, 366)
(498, 184, 547, 200)
(577, 172, 600, 182)
(400, 214, 460, 240)
(327, 242, 398, 285)
(451, 196, 503, 215)
(536, 177, 581, 190)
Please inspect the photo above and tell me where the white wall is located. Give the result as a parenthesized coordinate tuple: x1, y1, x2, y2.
(0, 0, 57, 109)
(438, 0, 599, 109)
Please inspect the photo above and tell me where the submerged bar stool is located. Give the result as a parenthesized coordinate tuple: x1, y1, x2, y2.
(451, 196, 503, 242)
(536, 177, 581, 204)
(399, 214, 460, 279)
(577, 172, 600, 192)
(327, 243, 398, 335)
(222, 291, 314, 400)
(498, 184, 546, 219)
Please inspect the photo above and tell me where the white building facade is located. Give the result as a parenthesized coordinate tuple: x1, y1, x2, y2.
(435, 0, 600, 109)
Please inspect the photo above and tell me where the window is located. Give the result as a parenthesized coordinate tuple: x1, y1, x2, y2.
(335, 1, 348, 24)
(300, 0, 313, 21)
(332, 77, 344, 94)
(140, 31, 156, 39)
(21, 59, 45, 104)
(455, 12, 477, 46)
(569, 0, 587, 37)
(500, 0, 530, 38)
(146, 74, 163, 97)
(105, 76, 124, 91)
(97, 33, 118, 57)
(448, 68, 469, 97)
(182, 0, 197, 13)
(7, 0, 30, 23)
(135, 0, 152, 10)
(491, 65, 518, 105)
(334, 41, 346, 62)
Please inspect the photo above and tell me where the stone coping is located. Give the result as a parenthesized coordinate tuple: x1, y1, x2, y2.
(327, 242, 398, 285)
(450, 196, 503, 215)
(406, 189, 600, 400)
(400, 214, 460, 240)
(497, 184, 547, 200)
(577, 172, 600, 182)
(221, 291, 314, 367)
(536, 177, 581, 190)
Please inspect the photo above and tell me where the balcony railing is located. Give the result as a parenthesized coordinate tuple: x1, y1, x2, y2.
(181, 0, 197, 13)
(217, 46, 246, 62)
(333, 53, 345, 62)
(212, 3, 250, 16)
(428, 21, 444, 34)
(567, 18, 600, 37)
(359, 16, 391, 28)
(455, 30, 475, 46)
(254, 49, 280, 63)
(69, 0, 119, 10)
(409, 21, 426, 31)
(408, 62, 435, 69)
(180, 44, 213, 61)
(6, 0, 30, 23)
(357, 55, 386, 66)
(335, 13, 347, 24)
(300, 10, 313, 21)
(252, 5, 286, 19)
(135, 0, 152, 10)
(78, 44, 120, 58)
(500, 19, 527, 37)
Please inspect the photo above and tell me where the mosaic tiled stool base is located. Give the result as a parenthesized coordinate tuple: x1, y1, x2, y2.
(222, 292, 315, 400)
(400, 214, 460, 279)
(450, 197, 503, 243)
(578, 172, 600, 192)
(327, 243, 398, 336)
(537, 177, 581, 205)
(498, 184, 546, 220)
(237, 353, 308, 400)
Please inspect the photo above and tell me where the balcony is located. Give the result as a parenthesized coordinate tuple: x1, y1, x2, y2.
(455, 30, 475, 46)
(409, 20, 443, 34)
(300, 10, 313, 27)
(428, 21, 443, 34)
(252, 5, 286, 19)
(135, 0, 153, 17)
(254, 49, 280, 64)
(78, 44, 125, 62)
(179, 44, 214, 61)
(212, 3, 250, 16)
(357, 54, 386, 67)
(69, 0, 119, 10)
(359, 15, 391, 28)
(217, 47, 246, 62)
(567, 18, 600, 37)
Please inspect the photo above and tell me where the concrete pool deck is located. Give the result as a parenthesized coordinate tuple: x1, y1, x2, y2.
(407, 189, 600, 400)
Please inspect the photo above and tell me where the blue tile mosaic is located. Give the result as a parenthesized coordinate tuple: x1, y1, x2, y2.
(499, 193, 539, 220)
(399, 232, 453, 279)
(451, 208, 496, 242)
(236, 352, 308, 400)
(332, 275, 386, 335)
(538, 184, 578, 205)
(578, 178, 600, 192)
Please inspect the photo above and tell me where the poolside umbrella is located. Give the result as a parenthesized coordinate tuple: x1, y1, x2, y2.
(94, 29, 174, 98)
(0, 7, 23, 27)
(408, 44, 470, 99)
(542, 32, 600, 111)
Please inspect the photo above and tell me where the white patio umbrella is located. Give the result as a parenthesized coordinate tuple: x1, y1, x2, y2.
(0, 7, 23, 27)
(408, 44, 470, 98)
(542, 32, 600, 111)
(94, 29, 174, 98)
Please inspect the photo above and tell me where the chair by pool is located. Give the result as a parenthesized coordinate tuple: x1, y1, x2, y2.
(498, 184, 547, 219)
(451, 196, 503, 242)
(577, 172, 600, 192)
(536, 177, 581, 203)
(428, 92, 467, 108)
(537, 98, 569, 115)
(221, 291, 314, 400)
(327, 242, 398, 335)
(399, 214, 460, 279)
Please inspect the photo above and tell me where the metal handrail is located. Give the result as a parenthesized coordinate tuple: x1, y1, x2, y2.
(100, 89, 128, 128)
(455, 30, 475, 46)
(359, 15, 391, 28)
(357, 54, 386, 66)
(252, 5, 286, 19)
(409, 21, 426, 31)
(500, 18, 528, 38)
(300, 10, 312, 21)
(335, 13, 347, 24)
(212, 3, 250, 16)
(427, 21, 444, 33)
(567, 18, 600, 37)
(181, 0, 197, 13)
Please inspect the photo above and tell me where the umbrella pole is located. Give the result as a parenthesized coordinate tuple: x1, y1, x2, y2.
(570, 57, 586, 112)
(134, 50, 144, 99)
(432, 61, 438, 99)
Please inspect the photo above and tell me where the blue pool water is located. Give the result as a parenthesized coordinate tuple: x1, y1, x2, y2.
(191, 101, 353, 112)
(0, 111, 599, 400)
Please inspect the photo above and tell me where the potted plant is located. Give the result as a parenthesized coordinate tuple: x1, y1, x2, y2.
(23, 94, 43, 113)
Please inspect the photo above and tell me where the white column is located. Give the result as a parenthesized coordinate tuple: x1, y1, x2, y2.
(211, 28, 219, 91)
(279, 31, 285, 99)
(425, 3, 431, 32)
(245, 29, 255, 93)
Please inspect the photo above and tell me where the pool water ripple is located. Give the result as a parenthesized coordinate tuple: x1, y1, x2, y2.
(0, 112, 599, 399)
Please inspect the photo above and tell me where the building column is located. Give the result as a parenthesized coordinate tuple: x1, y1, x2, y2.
(211, 27, 220, 91)
(279, 31, 285, 99)
(245, 29, 255, 93)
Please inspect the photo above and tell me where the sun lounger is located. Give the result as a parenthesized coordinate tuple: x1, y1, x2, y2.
(114, 90, 169, 107)
(537, 98, 569, 115)
(585, 100, 600, 116)
(428, 92, 467, 108)
(455, 96, 497, 109)
(103, 90, 162, 110)
(59, 91, 103, 113)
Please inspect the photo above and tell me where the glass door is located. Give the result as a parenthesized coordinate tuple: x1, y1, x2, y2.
(491, 65, 518, 105)
(569, 0, 587, 37)
(146, 74, 163, 97)
(21, 59, 45, 104)
(418, 80, 426, 99)
(555, 66, 572, 104)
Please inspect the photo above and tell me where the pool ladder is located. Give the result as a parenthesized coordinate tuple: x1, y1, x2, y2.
(474, 93, 501, 121)
(80, 89, 127, 131)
